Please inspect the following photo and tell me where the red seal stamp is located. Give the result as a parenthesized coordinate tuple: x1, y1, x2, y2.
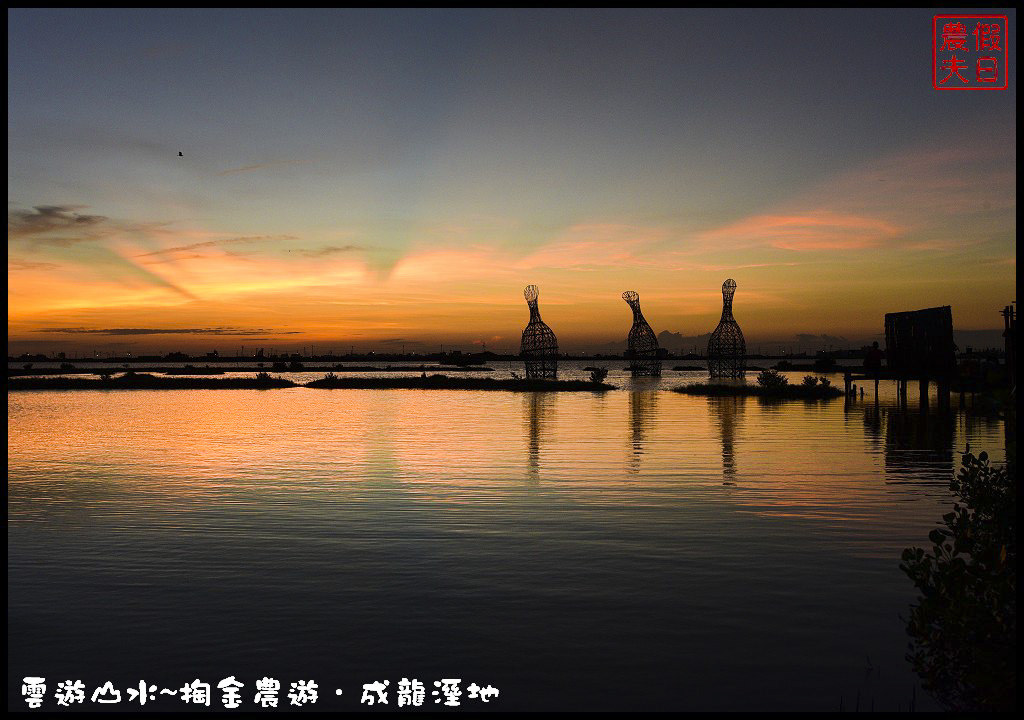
(933, 15, 1008, 90)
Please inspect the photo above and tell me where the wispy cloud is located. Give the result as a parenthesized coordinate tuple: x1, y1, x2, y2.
(390, 222, 675, 284)
(8, 204, 198, 298)
(135, 235, 297, 259)
(291, 245, 363, 258)
(38, 327, 301, 336)
(697, 211, 903, 251)
(217, 160, 313, 176)
(693, 142, 1015, 253)
(517, 223, 671, 270)
(8, 205, 108, 242)
(9, 258, 60, 271)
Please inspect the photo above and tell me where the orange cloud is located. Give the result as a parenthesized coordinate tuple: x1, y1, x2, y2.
(693, 141, 1015, 254)
(698, 211, 903, 251)
(517, 223, 672, 269)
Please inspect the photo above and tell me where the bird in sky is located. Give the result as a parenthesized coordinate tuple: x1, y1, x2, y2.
(178, 151, 183, 157)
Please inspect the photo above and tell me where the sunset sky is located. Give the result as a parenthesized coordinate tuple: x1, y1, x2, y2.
(8, 9, 1016, 355)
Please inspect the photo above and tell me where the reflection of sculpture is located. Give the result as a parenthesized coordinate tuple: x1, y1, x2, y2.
(622, 291, 661, 376)
(520, 285, 558, 379)
(628, 390, 658, 474)
(707, 279, 746, 379)
(524, 392, 552, 482)
(708, 396, 743, 484)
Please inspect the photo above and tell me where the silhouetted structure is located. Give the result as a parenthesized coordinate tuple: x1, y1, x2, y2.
(707, 279, 746, 379)
(885, 306, 955, 379)
(884, 306, 955, 408)
(520, 285, 558, 379)
(622, 291, 661, 376)
(1002, 302, 1016, 389)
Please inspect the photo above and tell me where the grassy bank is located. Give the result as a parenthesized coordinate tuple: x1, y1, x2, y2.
(8, 373, 297, 390)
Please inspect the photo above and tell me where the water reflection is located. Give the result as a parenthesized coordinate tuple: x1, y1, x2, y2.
(860, 401, 884, 451)
(7, 382, 1010, 712)
(524, 392, 553, 482)
(627, 389, 658, 474)
(882, 408, 956, 486)
(707, 396, 744, 485)
(363, 394, 401, 488)
(844, 394, 964, 487)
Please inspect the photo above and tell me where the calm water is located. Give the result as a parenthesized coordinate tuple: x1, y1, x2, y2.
(8, 364, 1006, 711)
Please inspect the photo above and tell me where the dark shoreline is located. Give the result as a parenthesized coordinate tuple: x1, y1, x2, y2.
(306, 374, 613, 391)
(7, 364, 495, 377)
(8, 373, 614, 392)
(7, 374, 298, 390)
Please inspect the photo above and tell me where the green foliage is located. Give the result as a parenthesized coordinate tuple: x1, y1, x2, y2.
(589, 367, 609, 384)
(900, 450, 1016, 711)
(756, 368, 789, 389)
